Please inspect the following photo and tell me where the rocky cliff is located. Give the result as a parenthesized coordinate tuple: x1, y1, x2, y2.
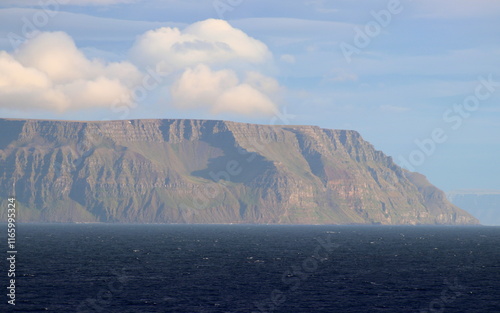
(0, 118, 478, 224)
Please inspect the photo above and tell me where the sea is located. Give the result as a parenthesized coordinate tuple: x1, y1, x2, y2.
(2, 224, 499, 312)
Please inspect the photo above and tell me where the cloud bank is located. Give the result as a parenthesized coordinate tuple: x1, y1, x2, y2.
(0, 19, 282, 117)
(0, 31, 141, 112)
(130, 19, 271, 71)
(171, 64, 281, 116)
(129, 19, 280, 116)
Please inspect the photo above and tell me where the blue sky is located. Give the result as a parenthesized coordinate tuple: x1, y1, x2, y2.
(0, 0, 499, 192)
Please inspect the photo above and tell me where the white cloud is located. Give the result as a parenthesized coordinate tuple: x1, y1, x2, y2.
(130, 19, 272, 72)
(213, 84, 277, 116)
(131, 18, 283, 117)
(1, 19, 284, 118)
(170, 64, 279, 116)
(0, 31, 142, 112)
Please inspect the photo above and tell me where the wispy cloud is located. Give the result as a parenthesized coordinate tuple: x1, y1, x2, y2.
(380, 105, 410, 113)
(0, 8, 176, 52)
(0, 0, 138, 6)
(280, 54, 296, 64)
(412, 0, 500, 19)
(304, 0, 339, 14)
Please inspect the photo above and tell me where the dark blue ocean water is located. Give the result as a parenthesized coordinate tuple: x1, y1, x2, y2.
(2, 224, 500, 312)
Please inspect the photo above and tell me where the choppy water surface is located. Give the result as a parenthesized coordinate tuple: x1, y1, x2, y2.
(2, 224, 499, 312)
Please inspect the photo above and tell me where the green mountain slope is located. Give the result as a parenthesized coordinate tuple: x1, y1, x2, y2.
(0, 118, 478, 224)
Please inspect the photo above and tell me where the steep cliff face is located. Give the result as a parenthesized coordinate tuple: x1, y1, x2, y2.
(0, 118, 478, 224)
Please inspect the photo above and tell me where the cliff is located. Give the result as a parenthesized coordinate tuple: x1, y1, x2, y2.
(0, 118, 478, 224)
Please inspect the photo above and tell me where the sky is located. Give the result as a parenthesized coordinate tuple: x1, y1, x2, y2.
(0, 0, 499, 193)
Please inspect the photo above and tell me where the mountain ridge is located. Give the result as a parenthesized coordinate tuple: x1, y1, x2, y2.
(0, 118, 479, 225)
